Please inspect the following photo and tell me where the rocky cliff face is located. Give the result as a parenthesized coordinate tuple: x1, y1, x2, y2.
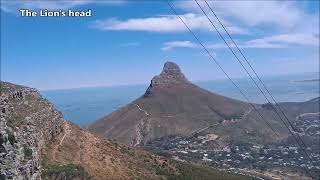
(0, 82, 64, 179)
(145, 62, 189, 96)
(150, 62, 188, 87)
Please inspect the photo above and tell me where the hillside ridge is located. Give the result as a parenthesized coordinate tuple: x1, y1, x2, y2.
(1, 81, 254, 180)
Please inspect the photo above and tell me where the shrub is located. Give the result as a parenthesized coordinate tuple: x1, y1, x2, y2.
(156, 161, 257, 180)
(6, 130, 16, 145)
(24, 147, 33, 159)
(42, 163, 89, 179)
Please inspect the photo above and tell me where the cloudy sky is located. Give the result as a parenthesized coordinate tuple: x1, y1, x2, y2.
(1, 0, 319, 90)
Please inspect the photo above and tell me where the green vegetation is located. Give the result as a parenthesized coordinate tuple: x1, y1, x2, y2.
(23, 147, 33, 159)
(41, 154, 49, 166)
(156, 162, 256, 180)
(120, 146, 135, 156)
(41, 154, 90, 179)
(6, 130, 16, 145)
(42, 163, 89, 180)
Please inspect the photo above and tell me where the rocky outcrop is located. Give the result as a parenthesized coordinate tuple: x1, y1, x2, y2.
(150, 62, 188, 87)
(0, 82, 64, 179)
(149, 62, 188, 89)
(145, 62, 189, 97)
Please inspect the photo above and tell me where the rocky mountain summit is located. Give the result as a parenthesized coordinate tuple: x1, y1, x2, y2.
(149, 62, 188, 87)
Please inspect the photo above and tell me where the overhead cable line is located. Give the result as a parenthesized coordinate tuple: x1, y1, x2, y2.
(195, 0, 313, 162)
(202, 0, 304, 138)
(166, 0, 280, 139)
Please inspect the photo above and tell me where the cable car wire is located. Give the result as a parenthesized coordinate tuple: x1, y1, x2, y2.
(166, 0, 280, 140)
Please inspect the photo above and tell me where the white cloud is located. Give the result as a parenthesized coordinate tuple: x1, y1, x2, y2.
(93, 13, 248, 34)
(1, 0, 125, 12)
(241, 41, 286, 49)
(176, 1, 304, 29)
(162, 39, 286, 51)
(247, 33, 319, 47)
(162, 41, 197, 51)
(162, 32, 319, 51)
(166, 1, 319, 50)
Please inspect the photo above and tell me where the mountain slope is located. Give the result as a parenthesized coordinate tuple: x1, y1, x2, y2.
(0, 81, 173, 179)
(89, 62, 319, 148)
(43, 121, 176, 179)
(1, 81, 254, 180)
(89, 62, 282, 146)
(44, 121, 255, 180)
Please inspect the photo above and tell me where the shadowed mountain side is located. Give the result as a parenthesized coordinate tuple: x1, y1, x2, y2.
(277, 97, 320, 117)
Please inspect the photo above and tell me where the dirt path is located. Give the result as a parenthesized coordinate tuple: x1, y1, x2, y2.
(131, 103, 152, 146)
(132, 103, 222, 143)
(133, 103, 150, 116)
(188, 123, 219, 138)
(243, 108, 253, 117)
(52, 121, 70, 160)
(131, 102, 177, 146)
(59, 122, 70, 145)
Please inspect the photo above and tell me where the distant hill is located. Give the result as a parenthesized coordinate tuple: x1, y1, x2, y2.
(89, 62, 319, 148)
(292, 79, 320, 83)
(0, 81, 254, 179)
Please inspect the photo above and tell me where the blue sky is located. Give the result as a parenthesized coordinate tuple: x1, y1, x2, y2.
(1, 0, 319, 90)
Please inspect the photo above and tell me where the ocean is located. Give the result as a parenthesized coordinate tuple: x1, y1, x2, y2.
(41, 72, 319, 127)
